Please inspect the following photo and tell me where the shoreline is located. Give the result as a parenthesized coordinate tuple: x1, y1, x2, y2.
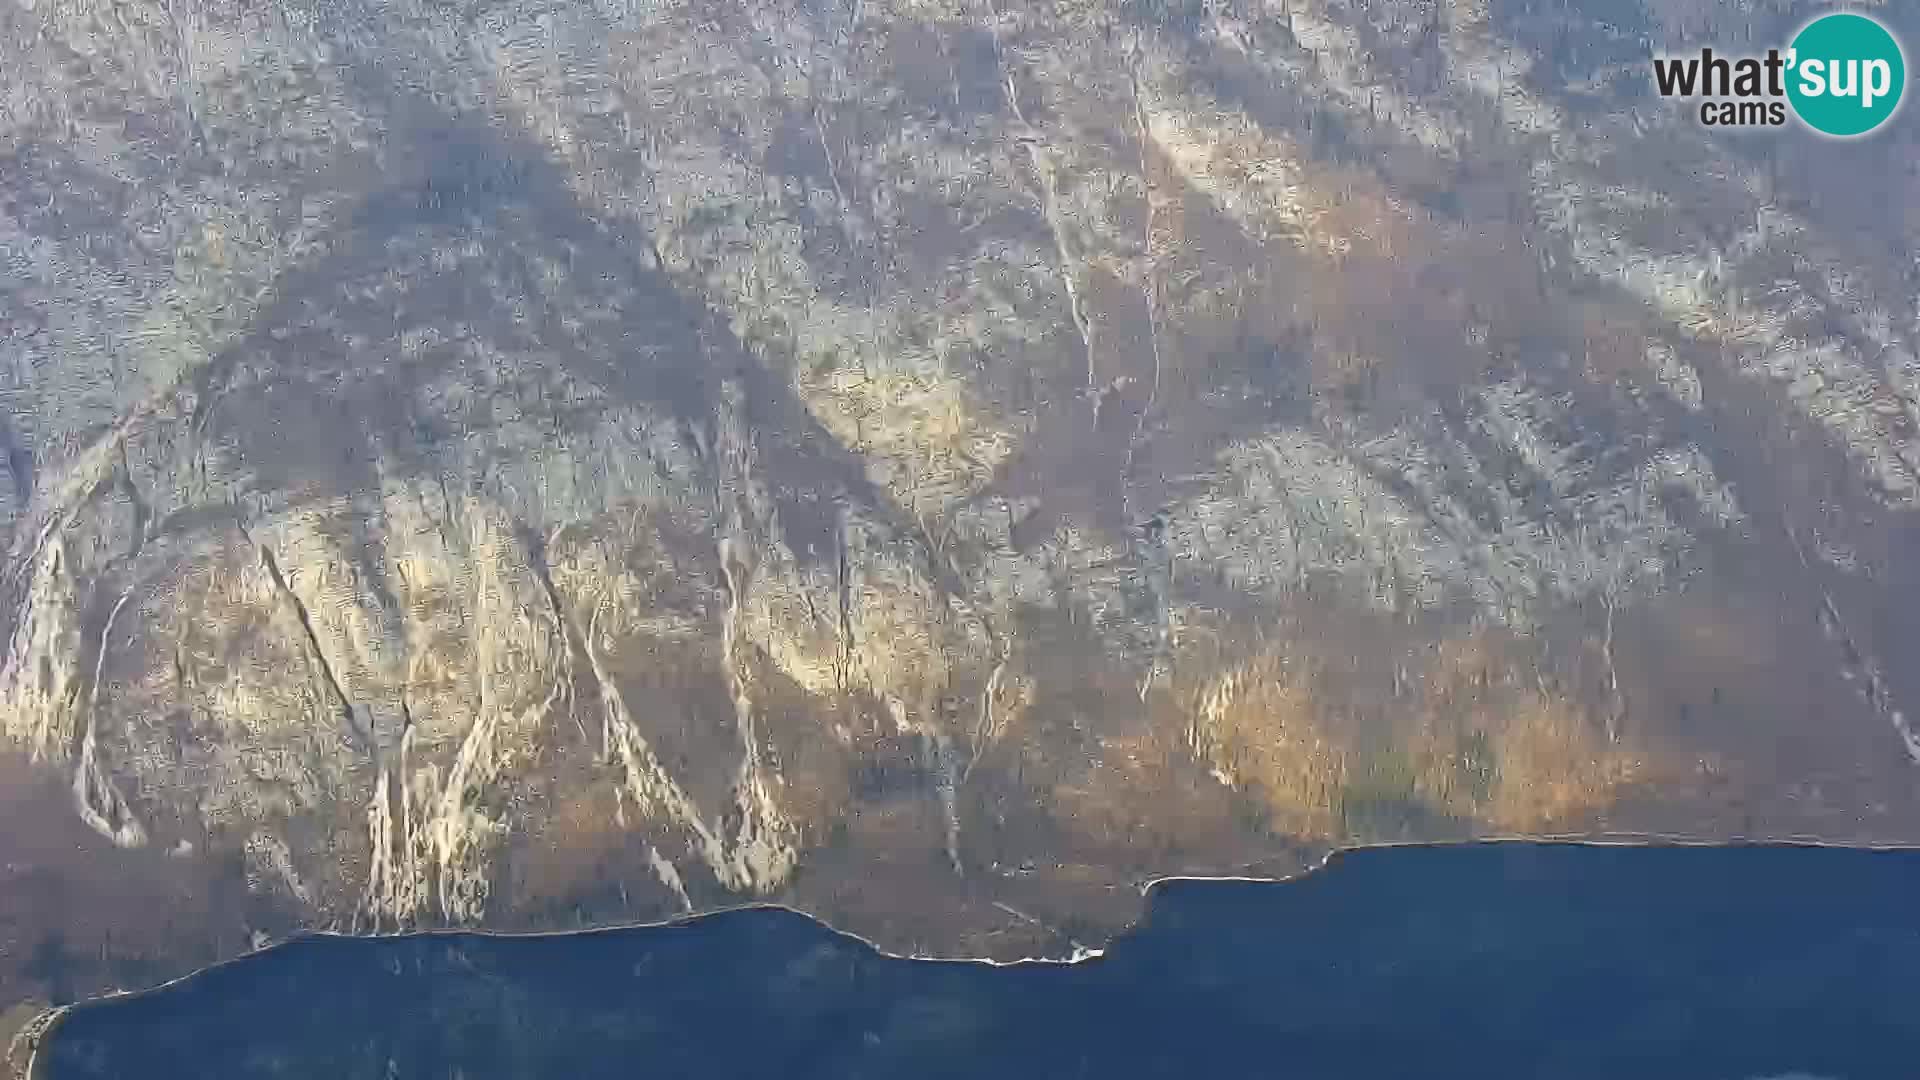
(17, 830, 1920, 1077)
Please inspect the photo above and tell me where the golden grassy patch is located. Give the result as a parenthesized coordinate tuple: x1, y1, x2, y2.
(1189, 631, 1641, 843)
(1192, 652, 1347, 840)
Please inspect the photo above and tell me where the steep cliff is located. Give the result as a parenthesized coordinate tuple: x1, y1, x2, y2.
(4, 0, 1919, 1013)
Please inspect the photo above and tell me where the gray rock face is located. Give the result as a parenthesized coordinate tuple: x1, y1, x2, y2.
(4, 0, 1920, 1013)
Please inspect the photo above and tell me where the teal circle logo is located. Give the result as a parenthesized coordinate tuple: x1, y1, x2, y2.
(1787, 13, 1906, 137)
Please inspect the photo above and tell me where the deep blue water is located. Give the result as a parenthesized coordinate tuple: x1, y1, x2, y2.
(39, 843, 1920, 1079)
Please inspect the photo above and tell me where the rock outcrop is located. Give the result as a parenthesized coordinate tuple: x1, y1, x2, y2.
(4, 0, 1920, 1014)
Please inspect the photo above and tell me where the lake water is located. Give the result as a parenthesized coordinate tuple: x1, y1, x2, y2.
(37, 843, 1920, 1079)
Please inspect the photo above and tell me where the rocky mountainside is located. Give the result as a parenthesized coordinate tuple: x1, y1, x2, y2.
(4, 0, 1920, 1022)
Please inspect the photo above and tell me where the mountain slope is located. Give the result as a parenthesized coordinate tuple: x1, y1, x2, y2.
(3, 0, 1919, 1015)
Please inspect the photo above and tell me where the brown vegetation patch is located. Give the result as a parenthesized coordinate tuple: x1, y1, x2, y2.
(502, 765, 691, 926)
(0, 752, 264, 1013)
(1187, 627, 1644, 843)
